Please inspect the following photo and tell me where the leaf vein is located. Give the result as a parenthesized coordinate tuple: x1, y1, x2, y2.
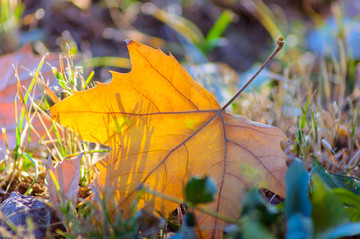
(227, 139, 285, 188)
(134, 47, 199, 110)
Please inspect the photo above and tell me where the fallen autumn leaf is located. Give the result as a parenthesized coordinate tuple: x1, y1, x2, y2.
(50, 40, 288, 238)
(45, 153, 82, 206)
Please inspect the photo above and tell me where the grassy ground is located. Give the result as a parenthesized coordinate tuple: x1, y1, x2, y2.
(1, 0, 360, 238)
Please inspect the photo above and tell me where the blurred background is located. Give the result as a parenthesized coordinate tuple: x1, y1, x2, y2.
(2, 0, 360, 171)
(2, 0, 359, 78)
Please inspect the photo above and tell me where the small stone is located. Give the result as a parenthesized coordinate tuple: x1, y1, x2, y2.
(0, 191, 65, 238)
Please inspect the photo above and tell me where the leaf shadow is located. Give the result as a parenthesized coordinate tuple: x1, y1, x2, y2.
(93, 93, 156, 215)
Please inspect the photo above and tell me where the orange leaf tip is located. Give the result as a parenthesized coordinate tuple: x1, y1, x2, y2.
(124, 39, 133, 45)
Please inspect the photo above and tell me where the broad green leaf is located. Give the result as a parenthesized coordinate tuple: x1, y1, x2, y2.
(285, 159, 312, 239)
(333, 188, 360, 222)
(286, 214, 313, 239)
(330, 173, 360, 194)
(241, 216, 276, 239)
(332, 188, 360, 210)
(185, 176, 217, 205)
(345, 207, 360, 222)
(224, 189, 281, 239)
(242, 189, 279, 225)
(311, 158, 360, 194)
(322, 222, 360, 239)
(285, 158, 311, 217)
(311, 174, 350, 239)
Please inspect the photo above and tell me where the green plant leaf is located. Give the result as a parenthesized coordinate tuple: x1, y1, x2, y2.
(345, 207, 360, 222)
(332, 188, 360, 222)
(311, 174, 350, 239)
(311, 158, 336, 186)
(311, 157, 360, 194)
(285, 158, 311, 217)
(241, 216, 276, 239)
(224, 189, 281, 239)
(286, 214, 313, 239)
(242, 189, 279, 225)
(330, 173, 360, 194)
(332, 188, 360, 210)
(322, 223, 360, 239)
(285, 158, 313, 239)
(185, 176, 217, 205)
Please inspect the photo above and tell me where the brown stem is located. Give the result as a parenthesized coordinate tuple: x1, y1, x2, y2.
(221, 36, 285, 111)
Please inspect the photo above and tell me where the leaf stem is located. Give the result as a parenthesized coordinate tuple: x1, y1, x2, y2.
(221, 36, 285, 110)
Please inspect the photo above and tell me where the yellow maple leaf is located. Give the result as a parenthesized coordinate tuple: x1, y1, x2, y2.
(50, 40, 287, 238)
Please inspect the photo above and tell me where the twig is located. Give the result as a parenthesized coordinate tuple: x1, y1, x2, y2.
(221, 36, 285, 110)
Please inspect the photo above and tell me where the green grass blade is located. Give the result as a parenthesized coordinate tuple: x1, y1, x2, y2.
(203, 9, 234, 53)
(22, 153, 39, 196)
